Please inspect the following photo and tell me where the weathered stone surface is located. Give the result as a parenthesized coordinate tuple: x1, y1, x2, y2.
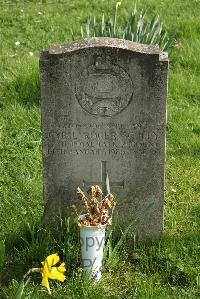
(40, 37, 168, 239)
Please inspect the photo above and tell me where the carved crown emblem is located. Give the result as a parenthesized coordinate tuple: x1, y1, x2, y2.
(75, 55, 133, 117)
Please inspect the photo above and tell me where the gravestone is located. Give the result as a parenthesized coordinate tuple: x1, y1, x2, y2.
(40, 38, 168, 239)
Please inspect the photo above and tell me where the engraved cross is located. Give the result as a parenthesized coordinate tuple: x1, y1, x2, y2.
(82, 161, 124, 195)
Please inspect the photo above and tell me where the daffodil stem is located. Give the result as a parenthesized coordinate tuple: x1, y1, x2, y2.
(23, 268, 41, 280)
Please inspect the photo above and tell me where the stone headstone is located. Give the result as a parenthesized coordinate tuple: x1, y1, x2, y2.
(40, 38, 168, 239)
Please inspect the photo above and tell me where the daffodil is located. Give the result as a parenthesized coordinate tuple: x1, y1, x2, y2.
(116, 1, 122, 9)
(40, 253, 66, 294)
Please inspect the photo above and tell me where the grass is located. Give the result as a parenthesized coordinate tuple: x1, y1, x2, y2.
(72, 4, 174, 51)
(0, 0, 199, 298)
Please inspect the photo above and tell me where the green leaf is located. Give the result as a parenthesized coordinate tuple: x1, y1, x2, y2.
(77, 3, 174, 51)
(101, 13, 105, 36)
(80, 25, 84, 38)
(104, 220, 136, 267)
(163, 36, 175, 51)
(86, 16, 91, 38)
(71, 29, 75, 41)
(13, 278, 30, 299)
(93, 16, 96, 37)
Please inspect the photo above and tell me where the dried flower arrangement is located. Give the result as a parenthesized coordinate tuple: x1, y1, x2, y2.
(71, 185, 116, 227)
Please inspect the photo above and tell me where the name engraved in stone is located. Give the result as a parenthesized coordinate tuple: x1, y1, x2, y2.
(44, 123, 162, 157)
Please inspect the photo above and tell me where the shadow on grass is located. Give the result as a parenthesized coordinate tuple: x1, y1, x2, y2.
(0, 217, 80, 286)
(167, 146, 200, 160)
(127, 232, 199, 289)
(0, 217, 199, 291)
(1, 61, 40, 108)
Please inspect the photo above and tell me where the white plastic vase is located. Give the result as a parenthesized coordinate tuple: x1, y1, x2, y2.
(79, 216, 106, 280)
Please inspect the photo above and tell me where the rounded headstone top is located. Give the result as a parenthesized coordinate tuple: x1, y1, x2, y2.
(48, 37, 167, 61)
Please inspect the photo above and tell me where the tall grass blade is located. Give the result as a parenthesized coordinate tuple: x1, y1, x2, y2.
(93, 16, 96, 37)
(149, 23, 160, 44)
(149, 15, 157, 32)
(162, 36, 175, 51)
(13, 278, 30, 299)
(80, 25, 84, 38)
(136, 12, 144, 42)
(86, 16, 91, 38)
(0, 240, 5, 267)
(108, 19, 113, 37)
(103, 228, 113, 262)
(101, 13, 105, 36)
(71, 29, 75, 41)
(106, 173, 110, 194)
(0, 291, 7, 299)
(104, 220, 136, 267)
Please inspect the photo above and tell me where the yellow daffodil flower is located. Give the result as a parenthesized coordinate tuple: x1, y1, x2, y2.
(40, 253, 66, 294)
(116, 1, 122, 9)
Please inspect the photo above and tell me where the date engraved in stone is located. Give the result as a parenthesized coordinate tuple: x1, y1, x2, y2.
(75, 56, 133, 117)
(44, 123, 161, 157)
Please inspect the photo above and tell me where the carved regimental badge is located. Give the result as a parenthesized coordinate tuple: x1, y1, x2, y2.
(75, 56, 133, 117)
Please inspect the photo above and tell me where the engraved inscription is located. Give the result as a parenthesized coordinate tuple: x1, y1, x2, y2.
(44, 123, 162, 158)
(75, 56, 133, 117)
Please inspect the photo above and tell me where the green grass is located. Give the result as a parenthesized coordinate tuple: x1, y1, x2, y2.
(0, 0, 200, 298)
(72, 3, 174, 51)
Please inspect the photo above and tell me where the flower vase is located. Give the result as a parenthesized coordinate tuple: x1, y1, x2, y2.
(79, 219, 106, 280)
